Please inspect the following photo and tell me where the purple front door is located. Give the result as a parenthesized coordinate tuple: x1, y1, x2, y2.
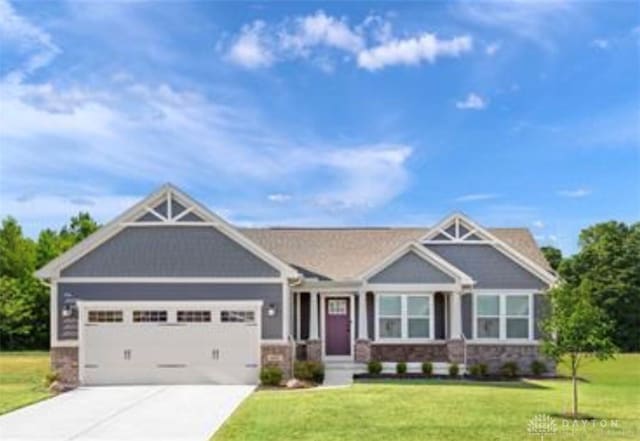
(325, 297, 350, 356)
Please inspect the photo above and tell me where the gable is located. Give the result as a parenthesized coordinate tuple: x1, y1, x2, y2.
(426, 244, 548, 289)
(368, 250, 455, 284)
(61, 226, 281, 278)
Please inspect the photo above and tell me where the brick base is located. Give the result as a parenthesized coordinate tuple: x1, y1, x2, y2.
(465, 344, 556, 374)
(354, 339, 371, 362)
(51, 347, 79, 387)
(261, 343, 294, 379)
(306, 340, 322, 362)
(370, 343, 448, 362)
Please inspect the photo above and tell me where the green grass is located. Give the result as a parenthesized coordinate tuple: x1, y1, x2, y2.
(0, 351, 52, 415)
(214, 354, 640, 441)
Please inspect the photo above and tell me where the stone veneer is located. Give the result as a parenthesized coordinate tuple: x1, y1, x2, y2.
(261, 342, 294, 379)
(465, 343, 556, 374)
(305, 339, 322, 362)
(354, 339, 371, 362)
(370, 343, 449, 362)
(51, 347, 79, 387)
(446, 339, 465, 364)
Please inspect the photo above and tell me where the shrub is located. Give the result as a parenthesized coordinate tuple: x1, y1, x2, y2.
(294, 361, 325, 383)
(468, 363, 488, 378)
(500, 361, 519, 378)
(396, 362, 407, 374)
(421, 361, 433, 377)
(260, 365, 283, 386)
(530, 360, 547, 376)
(449, 363, 459, 377)
(43, 371, 60, 387)
(367, 360, 383, 375)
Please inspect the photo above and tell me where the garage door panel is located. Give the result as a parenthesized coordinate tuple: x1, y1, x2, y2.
(80, 302, 261, 385)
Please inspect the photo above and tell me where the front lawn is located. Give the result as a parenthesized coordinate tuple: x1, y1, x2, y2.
(0, 351, 51, 415)
(214, 354, 640, 441)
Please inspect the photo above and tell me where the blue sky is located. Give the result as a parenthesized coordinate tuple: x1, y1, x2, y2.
(0, 1, 638, 255)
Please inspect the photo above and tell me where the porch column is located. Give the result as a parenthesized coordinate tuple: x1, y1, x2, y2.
(450, 292, 462, 339)
(309, 291, 319, 340)
(358, 290, 368, 339)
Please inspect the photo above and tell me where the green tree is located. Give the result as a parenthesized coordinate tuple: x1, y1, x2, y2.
(60, 212, 99, 244)
(0, 217, 36, 278)
(542, 281, 617, 418)
(559, 221, 640, 351)
(540, 246, 562, 271)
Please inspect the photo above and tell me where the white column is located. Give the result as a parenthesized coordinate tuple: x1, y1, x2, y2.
(358, 290, 368, 340)
(450, 292, 462, 339)
(309, 291, 319, 340)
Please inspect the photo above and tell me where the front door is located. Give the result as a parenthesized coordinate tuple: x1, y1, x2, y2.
(325, 297, 350, 356)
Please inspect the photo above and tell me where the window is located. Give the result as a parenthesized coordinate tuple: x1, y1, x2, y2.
(506, 296, 529, 338)
(133, 310, 167, 322)
(177, 310, 211, 322)
(377, 294, 432, 340)
(477, 295, 500, 338)
(475, 294, 532, 340)
(221, 310, 255, 323)
(327, 299, 348, 315)
(88, 310, 123, 323)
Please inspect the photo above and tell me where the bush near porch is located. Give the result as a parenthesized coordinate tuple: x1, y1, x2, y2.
(213, 354, 640, 441)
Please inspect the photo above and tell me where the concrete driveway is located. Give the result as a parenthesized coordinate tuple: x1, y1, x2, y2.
(0, 385, 254, 441)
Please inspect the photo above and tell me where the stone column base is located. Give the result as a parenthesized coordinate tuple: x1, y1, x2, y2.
(354, 339, 371, 362)
(51, 347, 79, 387)
(446, 339, 465, 364)
(261, 342, 294, 379)
(306, 339, 322, 362)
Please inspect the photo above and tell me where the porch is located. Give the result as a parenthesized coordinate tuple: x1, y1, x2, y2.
(291, 288, 467, 364)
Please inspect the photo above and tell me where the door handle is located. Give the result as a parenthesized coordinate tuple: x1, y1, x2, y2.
(212, 349, 220, 360)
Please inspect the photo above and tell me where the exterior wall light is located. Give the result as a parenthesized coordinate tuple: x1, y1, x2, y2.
(267, 304, 277, 317)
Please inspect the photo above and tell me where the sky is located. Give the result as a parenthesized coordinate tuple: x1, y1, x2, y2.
(0, 0, 639, 255)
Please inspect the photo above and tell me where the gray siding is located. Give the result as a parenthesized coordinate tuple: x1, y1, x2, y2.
(534, 293, 549, 340)
(61, 226, 280, 278)
(426, 244, 548, 289)
(369, 251, 454, 284)
(57, 282, 283, 340)
(462, 293, 473, 339)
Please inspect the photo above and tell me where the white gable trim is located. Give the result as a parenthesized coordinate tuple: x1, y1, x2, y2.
(358, 241, 475, 286)
(421, 213, 556, 286)
(36, 184, 299, 280)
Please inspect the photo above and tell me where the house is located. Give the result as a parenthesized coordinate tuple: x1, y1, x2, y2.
(37, 184, 557, 386)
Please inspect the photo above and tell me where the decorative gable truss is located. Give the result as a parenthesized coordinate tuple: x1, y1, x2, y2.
(421, 213, 556, 286)
(36, 184, 299, 280)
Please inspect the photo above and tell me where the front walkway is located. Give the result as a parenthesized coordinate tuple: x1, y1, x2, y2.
(0, 385, 254, 441)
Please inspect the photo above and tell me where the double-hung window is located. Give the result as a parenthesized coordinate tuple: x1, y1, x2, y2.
(475, 293, 532, 340)
(377, 294, 432, 340)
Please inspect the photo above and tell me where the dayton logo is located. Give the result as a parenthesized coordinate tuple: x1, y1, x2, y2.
(527, 414, 558, 440)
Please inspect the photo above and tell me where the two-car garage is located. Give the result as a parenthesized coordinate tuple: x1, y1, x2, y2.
(78, 301, 262, 385)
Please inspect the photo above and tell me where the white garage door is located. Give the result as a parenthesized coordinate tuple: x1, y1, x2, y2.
(78, 301, 262, 385)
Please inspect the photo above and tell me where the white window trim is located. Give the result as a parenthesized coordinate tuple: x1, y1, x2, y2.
(473, 291, 535, 342)
(375, 293, 434, 342)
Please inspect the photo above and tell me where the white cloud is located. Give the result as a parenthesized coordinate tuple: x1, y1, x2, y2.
(0, 0, 61, 82)
(223, 11, 472, 71)
(454, 193, 498, 202)
(532, 220, 545, 228)
(591, 38, 609, 49)
(280, 11, 364, 55)
(557, 188, 591, 198)
(485, 41, 501, 55)
(227, 20, 274, 68)
(267, 193, 292, 203)
(357, 34, 472, 71)
(456, 93, 487, 110)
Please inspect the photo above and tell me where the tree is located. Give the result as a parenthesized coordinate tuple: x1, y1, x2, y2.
(542, 281, 617, 418)
(559, 221, 640, 351)
(0, 217, 36, 278)
(540, 246, 562, 271)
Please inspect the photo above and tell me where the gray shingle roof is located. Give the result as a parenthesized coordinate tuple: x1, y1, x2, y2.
(240, 227, 551, 281)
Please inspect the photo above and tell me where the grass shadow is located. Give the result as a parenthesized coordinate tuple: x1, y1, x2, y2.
(355, 378, 549, 390)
